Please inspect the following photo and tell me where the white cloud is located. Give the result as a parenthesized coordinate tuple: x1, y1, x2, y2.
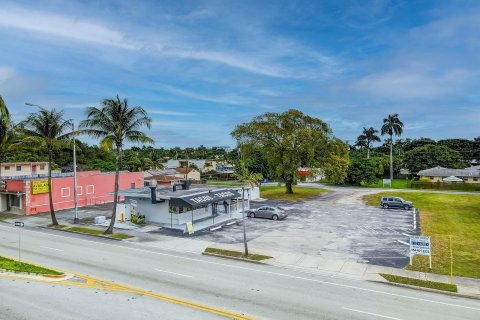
(146, 109, 196, 116)
(0, 6, 139, 50)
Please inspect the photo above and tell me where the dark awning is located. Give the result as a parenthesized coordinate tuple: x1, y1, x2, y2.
(169, 189, 242, 208)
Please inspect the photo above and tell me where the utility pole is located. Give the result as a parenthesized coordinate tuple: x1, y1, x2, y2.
(242, 186, 248, 256)
(71, 121, 79, 224)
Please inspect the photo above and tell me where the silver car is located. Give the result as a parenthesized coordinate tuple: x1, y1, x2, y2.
(247, 206, 288, 220)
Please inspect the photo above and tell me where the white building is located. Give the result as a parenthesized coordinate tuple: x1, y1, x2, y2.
(117, 184, 259, 232)
(0, 162, 49, 178)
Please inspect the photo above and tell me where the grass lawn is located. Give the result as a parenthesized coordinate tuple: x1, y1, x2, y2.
(364, 192, 480, 279)
(0, 255, 62, 275)
(204, 247, 272, 261)
(380, 273, 457, 292)
(207, 180, 244, 186)
(67, 227, 133, 239)
(260, 186, 328, 201)
(363, 179, 412, 189)
(0, 213, 19, 221)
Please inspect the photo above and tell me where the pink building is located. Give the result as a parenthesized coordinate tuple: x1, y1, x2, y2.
(0, 170, 143, 215)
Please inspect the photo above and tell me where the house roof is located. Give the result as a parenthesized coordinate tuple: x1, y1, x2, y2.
(175, 167, 197, 174)
(417, 166, 480, 178)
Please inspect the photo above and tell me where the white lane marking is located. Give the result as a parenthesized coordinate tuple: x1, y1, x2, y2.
(0, 224, 479, 312)
(342, 307, 402, 320)
(402, 233, 412, 237)
(396, 240, 409, 246)
(39, 246, 64, 252)
(154, 268, 193, 278)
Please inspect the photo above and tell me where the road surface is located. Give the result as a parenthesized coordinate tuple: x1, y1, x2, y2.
(0, 223, 479, 319)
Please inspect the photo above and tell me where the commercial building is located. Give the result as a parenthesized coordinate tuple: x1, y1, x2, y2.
(117, 183, 259, 232)
(0, 170, 143, 215)
(417, 166, 480, 183)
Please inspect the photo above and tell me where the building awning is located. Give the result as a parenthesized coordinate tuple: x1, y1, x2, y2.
(169, 189, 242, 208)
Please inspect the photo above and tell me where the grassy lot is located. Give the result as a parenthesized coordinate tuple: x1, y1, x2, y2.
(204, 247, 272, 261)
(67, 227, 133, 239)
(260, 186, 328, 201)
(0, 255, 62, 275)
(206, 180, 244, 186)
(363, 179, 411, 189)
(0, 213, 19, 221)
(380, 273, 457, 292)
(364, 192, 480, 279)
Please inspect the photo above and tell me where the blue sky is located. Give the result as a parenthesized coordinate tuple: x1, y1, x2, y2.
(0, 0, 479, 147)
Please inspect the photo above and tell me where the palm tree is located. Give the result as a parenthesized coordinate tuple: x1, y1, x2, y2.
(381, 114, 404, 181)
(234, 160, 263, 256)
(357, 127, 381, 159)
(80, 95, 153, 234)
(0, 95, 10, 123)
(0, 116, 15, 178)
(18, 108, 72, 226)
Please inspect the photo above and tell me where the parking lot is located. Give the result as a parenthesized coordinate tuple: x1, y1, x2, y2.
(196, 190, 419, 268)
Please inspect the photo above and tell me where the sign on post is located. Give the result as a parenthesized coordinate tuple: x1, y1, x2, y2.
(409, 235, 432, 268)
(382, 179, 392, 187)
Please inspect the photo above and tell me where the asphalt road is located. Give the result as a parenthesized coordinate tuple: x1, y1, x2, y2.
(0, 223, 479, 320)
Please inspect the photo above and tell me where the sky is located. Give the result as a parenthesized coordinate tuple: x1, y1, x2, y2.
(0, 0, 479, 147)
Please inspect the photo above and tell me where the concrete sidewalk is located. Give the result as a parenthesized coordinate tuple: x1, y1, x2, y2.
(211, 244, 480, 298)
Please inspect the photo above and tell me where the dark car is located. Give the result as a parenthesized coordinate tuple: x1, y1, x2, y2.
(247, 206, 288, 220)
(381, 196, 413, 210)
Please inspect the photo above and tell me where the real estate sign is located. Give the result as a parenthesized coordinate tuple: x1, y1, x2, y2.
(409, 235, 432, 268)
(32, 180, 50, 194)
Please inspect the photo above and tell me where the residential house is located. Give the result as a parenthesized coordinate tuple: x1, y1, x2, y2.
(0, 162, 49, 177)
(417, 166, 480, 183)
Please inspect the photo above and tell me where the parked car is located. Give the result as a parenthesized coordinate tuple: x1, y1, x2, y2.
(247, 206, 288, 220)
(380, 196, 413, 210)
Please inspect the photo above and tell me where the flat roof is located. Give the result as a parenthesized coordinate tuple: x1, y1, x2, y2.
(1, 162, 48, 165)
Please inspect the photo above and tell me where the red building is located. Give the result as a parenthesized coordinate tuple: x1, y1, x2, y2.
(0, 170, 143, 215)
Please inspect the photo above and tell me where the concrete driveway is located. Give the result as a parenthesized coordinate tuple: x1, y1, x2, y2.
(195, 187, 418, 268)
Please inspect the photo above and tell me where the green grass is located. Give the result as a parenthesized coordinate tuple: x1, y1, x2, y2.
(260, 186, 328, 201)
(0, 255, 62, 275)
(0, 213, 19, 221)
(204, 247, 272, 261)
(67, 227, 132, 239)
(206, 180, 244, 186)
(364, 192, 480, 279)
(380, 273, 458, 293)
(363, 179, 412, 189)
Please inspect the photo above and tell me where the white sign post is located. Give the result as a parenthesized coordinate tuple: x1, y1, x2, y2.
(409, 235, 432, 268)
(382, 179, 392, 187)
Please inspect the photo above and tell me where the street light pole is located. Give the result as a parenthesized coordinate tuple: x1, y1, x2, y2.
(71, 121, 79, 224)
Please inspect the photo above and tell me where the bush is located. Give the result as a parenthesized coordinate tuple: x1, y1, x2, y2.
(411, 181, 480, 191)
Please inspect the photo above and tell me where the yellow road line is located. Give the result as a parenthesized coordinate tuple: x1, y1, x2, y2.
(0, 258, 256, 320)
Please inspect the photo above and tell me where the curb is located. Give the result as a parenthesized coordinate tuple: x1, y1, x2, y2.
(372, 280, 480, 301)
(40, 226, 124, 241)
(202, 252, 269, 264)
(0, 270, 69, 281)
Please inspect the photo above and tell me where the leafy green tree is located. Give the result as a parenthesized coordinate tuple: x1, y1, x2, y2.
(381, 114, 404, 181)
(17, 108, 72, 226)
(232, 109, 349, 194)
(357, 127, 381, 159)
(80, 96, 153, 234)
(0, 116, 15, 177)
(346, 157, 379, 186)
(403, 144, 466, 174)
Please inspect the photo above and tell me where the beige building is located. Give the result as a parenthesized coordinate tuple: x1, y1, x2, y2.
(175, 168, 201, 181)
(0, 162, 49, 177)
(417, 166, 480, 183)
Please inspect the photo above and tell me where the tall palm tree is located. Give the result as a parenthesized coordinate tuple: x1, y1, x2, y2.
(0, 116, 15, 178)
(80, 95, 153, 234)
(18, 108, 72, 226)
(0, 95, 10, 123)
(381, 114, 404, 181)
(234, 160, 262, 256)
(357, 127, 381, 159)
